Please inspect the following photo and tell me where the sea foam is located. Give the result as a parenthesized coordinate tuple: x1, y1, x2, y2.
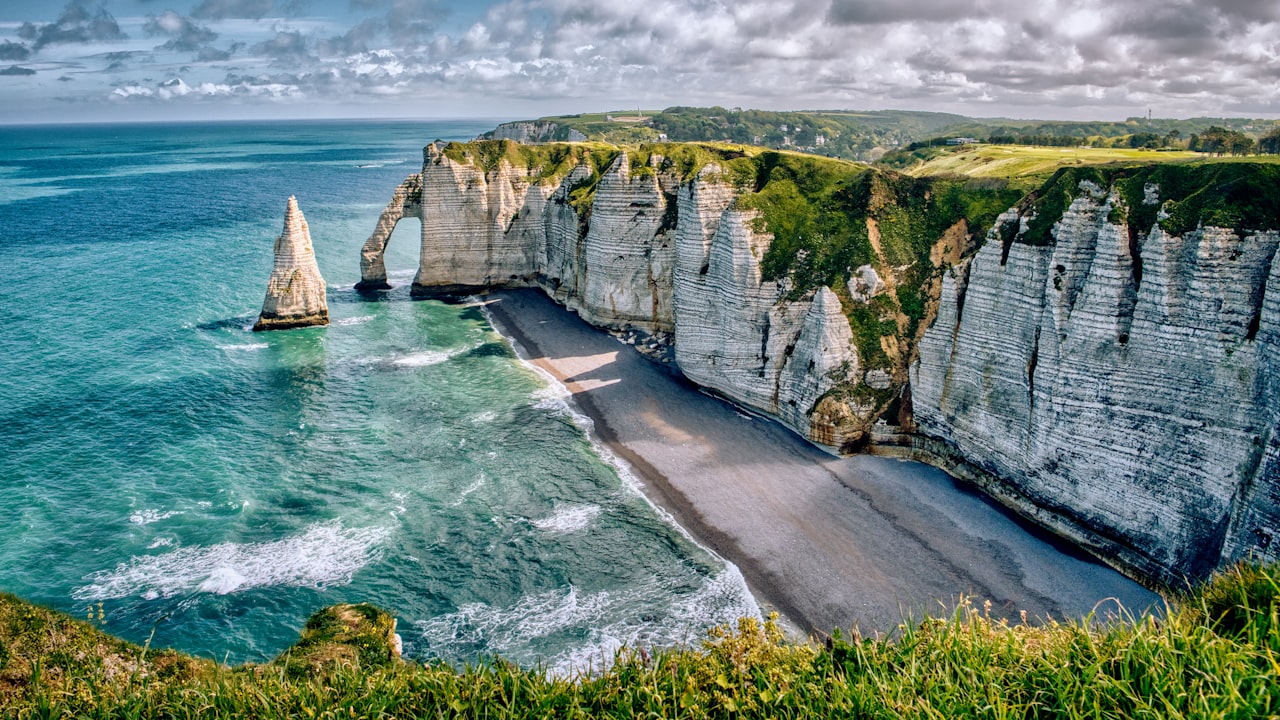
(414, 568, 758, 677)
(75, 520, 391, 601)
(531, 504, 601, 534)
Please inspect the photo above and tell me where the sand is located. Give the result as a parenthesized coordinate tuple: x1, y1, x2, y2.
(483, 289, 1160, 636)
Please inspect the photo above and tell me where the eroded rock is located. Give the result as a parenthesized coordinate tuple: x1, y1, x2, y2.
(254, 196, 328, 331)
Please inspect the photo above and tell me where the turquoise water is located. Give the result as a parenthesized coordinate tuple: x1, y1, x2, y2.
(0, 121, 755, 673)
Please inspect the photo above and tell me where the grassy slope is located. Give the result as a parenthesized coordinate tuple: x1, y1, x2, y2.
(892, 143, 1280, 189)
(1, 563, 1278, 718)
(486, 108, 1280, 164)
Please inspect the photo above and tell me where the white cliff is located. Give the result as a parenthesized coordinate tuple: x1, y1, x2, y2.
(357, 174, 422, 291)
(911, 182, 1280, 585)
(254, 196, 328, 332)
(360, 143, 870, 444)
(359, 142, 1280, 586)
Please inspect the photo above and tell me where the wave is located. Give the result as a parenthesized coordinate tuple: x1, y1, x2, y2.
(217, 343, 268, 352)
(449, 474, 487, 507)
(335, 315, 375, 326)
(413, 568, 758, 677)
(129, 509, 186, 525)
(392, 349, 458, 368)
(531, 504, 601, 534)
(74, 520, 391, 601)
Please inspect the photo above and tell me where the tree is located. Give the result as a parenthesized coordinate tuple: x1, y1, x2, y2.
(1261, 126, 1280, 155)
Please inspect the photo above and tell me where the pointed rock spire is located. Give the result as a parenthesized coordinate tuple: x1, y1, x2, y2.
(253, 196, 329, 331)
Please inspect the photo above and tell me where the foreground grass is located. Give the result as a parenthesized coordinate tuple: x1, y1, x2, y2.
(2, 563, 1279, 718)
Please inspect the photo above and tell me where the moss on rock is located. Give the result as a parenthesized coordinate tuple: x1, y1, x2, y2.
(275, 603, 400, 678)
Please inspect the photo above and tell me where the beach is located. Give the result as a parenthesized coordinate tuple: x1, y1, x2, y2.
(484, 288, 1160, 637)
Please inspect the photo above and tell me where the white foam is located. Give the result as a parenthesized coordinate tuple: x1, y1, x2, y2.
(531, 504, 601, 534)
(392, 350, 455, 367)
(415, 568, 759, 677)
(129, 509, 185, 525)
(199, 567, 247, 594)
(450, 474, 486, 507)
(335, 315, 375, 326)
(75, 520, 391, 601)
(147, 538, 174, 549)
(391, 343, 477, 368)
(217, 343, 268, 352)
(472, 411, 498, 424)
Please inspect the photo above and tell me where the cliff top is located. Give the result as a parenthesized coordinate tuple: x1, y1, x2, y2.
(1, 563, 1277, 716)
(886, 142, 1280, 189)
(481, 106, 1280, 164)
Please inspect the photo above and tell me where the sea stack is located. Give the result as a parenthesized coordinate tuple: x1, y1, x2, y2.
(253, 196, 329, 331)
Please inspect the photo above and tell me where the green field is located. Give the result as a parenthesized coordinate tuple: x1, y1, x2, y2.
(897, 144, 1280, 188)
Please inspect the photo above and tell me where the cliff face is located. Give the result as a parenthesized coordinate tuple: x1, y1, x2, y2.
(911, 175, 1280, 585)
(361, 143, 1280, 586)
(671, 168, 864, 444)
(359, 142, 873, 443)
(254, 196, 328, 331)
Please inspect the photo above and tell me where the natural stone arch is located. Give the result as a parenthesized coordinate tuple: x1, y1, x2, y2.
(356, 173, 423, 291)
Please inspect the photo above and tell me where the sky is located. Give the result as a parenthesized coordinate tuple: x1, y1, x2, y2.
(1, 0, 1278, 124)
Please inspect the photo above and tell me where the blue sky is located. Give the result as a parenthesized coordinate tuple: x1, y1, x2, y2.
(2, 0, 1279, 124)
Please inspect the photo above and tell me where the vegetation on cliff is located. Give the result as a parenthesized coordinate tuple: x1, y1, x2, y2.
(483, 107, 1280, 164)
(3, 563, 1279, 718)
(881, 142, 1280, 189)
(1018, 162, 1280, 246)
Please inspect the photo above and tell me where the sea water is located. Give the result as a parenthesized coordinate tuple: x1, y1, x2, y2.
(0, 120, 756, 673)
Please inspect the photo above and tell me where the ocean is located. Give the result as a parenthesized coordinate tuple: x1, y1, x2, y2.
(0, 120, 757, 673)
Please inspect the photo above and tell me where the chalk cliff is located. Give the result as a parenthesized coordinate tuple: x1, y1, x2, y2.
(254, 196, 328, 331)
(359, 142, 871, 442)
(361, 142, 1280, 586)
(910, 170, 1280, 585)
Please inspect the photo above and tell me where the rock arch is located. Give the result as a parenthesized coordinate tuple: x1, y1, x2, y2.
(355, 173, 423, 291)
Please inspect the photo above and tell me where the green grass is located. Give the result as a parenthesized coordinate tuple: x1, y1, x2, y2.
(2, 562, 1279, 718)
(892, 144, 1278, 188)
(1018, 162, 1280, 245)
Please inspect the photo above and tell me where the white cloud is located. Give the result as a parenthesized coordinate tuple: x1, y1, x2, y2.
(8, 0, 1280, 120)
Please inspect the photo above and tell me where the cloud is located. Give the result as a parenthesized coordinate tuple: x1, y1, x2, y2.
(144, 10, 220, 56)
(827, 0, 991, 25)
(17, 0, 127, 50)
(0, 41, 31, 61)
(316, 19, 382, 55)
(0, 65, 38, 76)
(191, 0, 276, 20)
(197, 42, 244, 61)
(17, 0, 1280, 120)
(251, 30, 316, 64)
(109, 72, 305, 101)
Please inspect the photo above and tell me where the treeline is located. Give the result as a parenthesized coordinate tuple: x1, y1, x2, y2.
(1191, 125, 1280, 155)
(902, 124, 1280, 156)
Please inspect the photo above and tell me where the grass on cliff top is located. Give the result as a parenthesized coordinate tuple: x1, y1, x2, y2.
(886, 143, 1280, 189)
(1015, 161, 1280, 246)
(3, 562, 1280, 718)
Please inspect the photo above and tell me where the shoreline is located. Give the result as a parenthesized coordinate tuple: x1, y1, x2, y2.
(481, 288, 1159, 637)
(482, 295, 808, 634)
